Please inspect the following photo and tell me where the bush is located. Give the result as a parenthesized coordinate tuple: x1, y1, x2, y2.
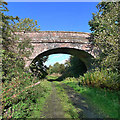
(79, 68, 119, 90)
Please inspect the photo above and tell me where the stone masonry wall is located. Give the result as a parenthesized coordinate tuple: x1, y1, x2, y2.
(15, 31, 98, 67)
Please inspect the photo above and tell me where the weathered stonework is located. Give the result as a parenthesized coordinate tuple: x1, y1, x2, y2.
(16, 31, 98, 69)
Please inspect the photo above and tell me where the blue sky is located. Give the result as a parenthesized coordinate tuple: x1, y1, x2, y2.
(44, 54, 71, 66)
(6, 2, 98, 32)
(6, 2, 99, 66)
(6, 0, 101, 2)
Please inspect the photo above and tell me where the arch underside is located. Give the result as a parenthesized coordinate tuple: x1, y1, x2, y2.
(31, 47, 94, 70)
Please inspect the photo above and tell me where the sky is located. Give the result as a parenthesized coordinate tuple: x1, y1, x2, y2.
(6, 2, 98, 32)
(6, 2, 99, 66)
(6, 0, 101, 2)
(44, 54, 71, 66)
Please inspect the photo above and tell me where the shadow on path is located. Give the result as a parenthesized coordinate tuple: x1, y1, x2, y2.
(61, 83, 106, 119)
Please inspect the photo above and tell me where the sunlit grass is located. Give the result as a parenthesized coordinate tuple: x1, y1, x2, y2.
(46, 75, 59, 80)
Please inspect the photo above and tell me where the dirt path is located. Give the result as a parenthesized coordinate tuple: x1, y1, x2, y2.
(40, 82, 105, 119)
(61, 83, 105, 119)
(41, 83, 65, 118)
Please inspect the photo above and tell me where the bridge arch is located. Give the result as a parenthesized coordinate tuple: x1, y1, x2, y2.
(30, 47, 94, 70)
(17, 31, 99, 68)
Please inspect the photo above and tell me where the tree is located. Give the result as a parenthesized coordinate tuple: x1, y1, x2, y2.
(47, 65, 52, 74)
(70, 56, 87, 76)
(12, 18, 40, 32)
(59, 64, 66, 74)
(2, 2, 20, 82)
(47, 62, 66, 75)
(1, 2, 41, 118)
(30, 56, 48, 78)
(53, 62, 61, 73)
(1, 2, 41, 82)
(65, 56, 87, 78)
(89, 1, 119, 72)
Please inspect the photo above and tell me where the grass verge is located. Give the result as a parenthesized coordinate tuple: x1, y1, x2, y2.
(62, 79, 119, 118)
(46, 75, 59, 80)
(26, 80, 52, 118)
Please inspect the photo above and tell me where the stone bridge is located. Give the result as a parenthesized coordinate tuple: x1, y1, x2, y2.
(16, 31, 98, 70)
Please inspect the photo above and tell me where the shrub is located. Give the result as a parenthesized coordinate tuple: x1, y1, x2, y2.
(79, 68, 119, 90)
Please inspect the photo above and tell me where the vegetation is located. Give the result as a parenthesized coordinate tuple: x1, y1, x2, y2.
(1, 1, 119, 119)
(12, 18, 40, 32)
(47, 56, 87, 80)
(2, 1, 40, 83)
(46, 74, 60, 80)
(89, 1, 119, 72)
(63, 56, 87, 78)
(47, 62, 66, 75)
(62, 77, 119, 118)
(79, 68, 119, 90)
(30, 56, 48, 78)
(28, 80, 52, 118)
(1, 2, 48, 119)
(3, 80, 52, 118)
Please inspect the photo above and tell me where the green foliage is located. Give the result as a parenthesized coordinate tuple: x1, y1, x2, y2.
(1, 2, 40, 83)
(89, 1, 119, 72)
(47, 62, 66, 75)
(2, 70, 38, 118)
(63, 77, 78, 83)
(12, 18, 40, 32)
(3, 80, 52, 119)
(79, 68, 119, 90)
(30, 56, 48, 78)
(60, 56, 87, 79)
(1, 2, 47, 119)
(67, 56, 87, 77)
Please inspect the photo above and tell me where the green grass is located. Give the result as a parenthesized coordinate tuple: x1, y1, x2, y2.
(46, 75, 59, 80)
(62, 80, 119, 118)
(54, 81, 80, 118)
(25, 80, 52, 118)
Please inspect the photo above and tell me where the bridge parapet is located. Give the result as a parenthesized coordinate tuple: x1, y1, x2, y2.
(15, 31, 90, 43)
